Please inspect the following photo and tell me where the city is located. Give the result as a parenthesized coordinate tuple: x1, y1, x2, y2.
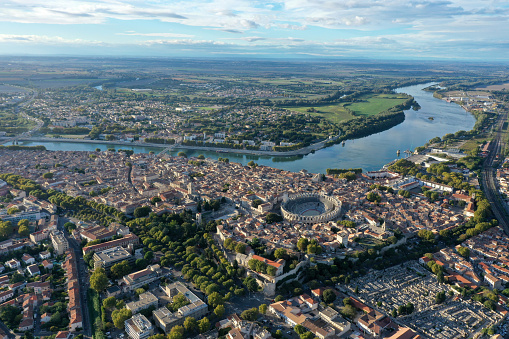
(0, 0, 509, 338)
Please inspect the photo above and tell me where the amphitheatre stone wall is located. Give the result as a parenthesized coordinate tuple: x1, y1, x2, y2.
(281, 192, 341, 224)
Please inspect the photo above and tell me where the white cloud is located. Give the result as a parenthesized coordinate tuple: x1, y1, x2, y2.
(0, 33, 100, 44)
(116, 32, 195, 38)
(0, 0, 508, 60)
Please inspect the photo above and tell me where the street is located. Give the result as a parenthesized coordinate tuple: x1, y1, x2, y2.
(59, 216, 93, 339)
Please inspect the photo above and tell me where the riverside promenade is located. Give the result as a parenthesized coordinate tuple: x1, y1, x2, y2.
(0, 132, 341, 157)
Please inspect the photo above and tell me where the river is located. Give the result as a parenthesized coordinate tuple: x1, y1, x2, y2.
(8, 83, 475, 173)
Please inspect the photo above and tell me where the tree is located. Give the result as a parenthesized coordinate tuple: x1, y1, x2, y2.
(63, 221, 76, 232)
(198, 317, 210, 333)
(243, 276, 259, 292)
(366, 191, 381, 203)
(207, 292, 224, 308)
(297, 238, 309, 252)
(275, 295, 285, 302)
(251, 199, 263, 208)
(150, 196, 161, 205)
(266, 266, 277, 276)
(294, 325, 306, 335)
(340, 305, 356, 319)
(134, 206, 151, 218)
(18, 224, 29, 237)
(103, 297, 117, 309)
(0, 305, 22, 329)
(300, 332, 314, 339)
(135, 258, 148, 270)
(457, 246, 470, 258)
(307, 242, 322, 254)
(148, 335, 165, 339)
(144, 251, 154, 262)
(265, 213, 283, 224)
(435, 291, 446, 304)
(178, 152, 188, 158)
(437, 271, 445, 284)
(7, 207, 19, 215)
(214, 305, 225, 318)
(184, 317, 197, 332)
(110, 260, 131, 279)
(484, 299, 496, 311)
(417, 229, 435, 241)
(259, 304, 267, 315)
(168, 325, 185, 339)
(17, 219, 29, 227)
(111, 308, 132, 329)
(90, 268, 109, 292)
(322, 289, 337, 304)
(241, 307, 259, 321)
(235, 242, 246, 254)
(42, 172, 53, 179)
(274, 248, 287, 260)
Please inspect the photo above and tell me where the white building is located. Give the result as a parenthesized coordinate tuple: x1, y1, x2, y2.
(125, 314, 153, 339)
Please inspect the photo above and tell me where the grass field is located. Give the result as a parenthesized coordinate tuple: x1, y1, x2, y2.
(287, 104, 355, 124)
(459, 137, 489, 153)
(285, 93, 408, 124)
(345, 94, 408, 116)
(46, 134, 87, 139)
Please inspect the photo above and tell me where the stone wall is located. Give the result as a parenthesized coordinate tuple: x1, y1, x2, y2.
(281, 193, 342, 224)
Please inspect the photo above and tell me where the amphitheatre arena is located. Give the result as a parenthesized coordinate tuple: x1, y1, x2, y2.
(280, 193, 342, 224)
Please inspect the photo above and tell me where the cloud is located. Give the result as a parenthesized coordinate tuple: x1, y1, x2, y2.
(278, 23, 307, 30)
(116, 32, 195, 38)
(0, 0, 507, 60)
(242, 36, 267, 42)
(0, 33, 100, 45)
(207, 28, 245, 34)
(49, 10, 94, 18)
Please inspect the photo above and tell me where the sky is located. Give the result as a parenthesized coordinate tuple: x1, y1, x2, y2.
(0, 0, 508, 61)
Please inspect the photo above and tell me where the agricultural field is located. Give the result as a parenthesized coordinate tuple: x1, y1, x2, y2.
(28, 78, 103, 89)
(476, 83, 509, 91)
(346, 93, 408, 116)
(0, 84, 29, 93)
(459, 137, 490, 154)
(286, 104, 355, 124)
(285, 93, 409, 124)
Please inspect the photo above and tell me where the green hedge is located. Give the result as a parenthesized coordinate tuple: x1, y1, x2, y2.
(88, 288, 106, 339)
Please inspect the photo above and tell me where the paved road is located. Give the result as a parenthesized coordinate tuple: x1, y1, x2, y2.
(60, 217, 93, 339)
(158, 132, 342, 158)
(0, 319, 17, 339)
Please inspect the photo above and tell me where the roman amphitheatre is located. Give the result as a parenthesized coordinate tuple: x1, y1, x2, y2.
(280, 193, 342, 224)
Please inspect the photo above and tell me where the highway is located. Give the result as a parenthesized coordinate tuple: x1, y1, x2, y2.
(481, 111, 509, 234)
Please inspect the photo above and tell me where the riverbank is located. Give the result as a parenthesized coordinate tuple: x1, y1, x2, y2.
(1, 133, 341, 157)
(0, 83, 476, 173)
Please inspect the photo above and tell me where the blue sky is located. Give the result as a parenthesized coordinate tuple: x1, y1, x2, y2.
(0, 0, 508, 61)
